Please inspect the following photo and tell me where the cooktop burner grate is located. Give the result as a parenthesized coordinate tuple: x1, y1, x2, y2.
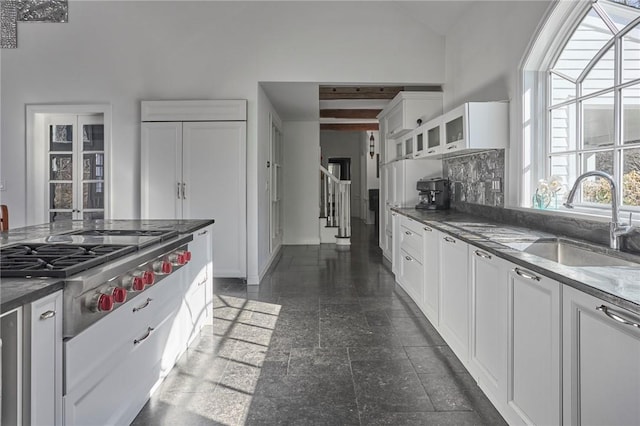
(69, 229, 178, 239)
(0, 243, 137, 278)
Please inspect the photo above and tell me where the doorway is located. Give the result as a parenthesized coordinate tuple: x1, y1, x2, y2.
(328, 157, 351, 181)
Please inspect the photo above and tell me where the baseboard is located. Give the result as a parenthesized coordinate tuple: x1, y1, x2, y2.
(283, 238, 321, 245)
(250, 245, 283, 285)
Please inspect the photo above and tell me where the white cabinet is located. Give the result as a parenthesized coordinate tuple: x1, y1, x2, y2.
(439, 233, 470, 365)
(397, 216, 425, 305)
(25, 291, 63, 426)
(181, 224, 213, 347)
(421, 224, 439, 326)
(469, 248, 509, 411)
(441, 102, 509, 157)
(141, 100, 247, 278)
(391, 211, 401, 276)
(563, 286, 640, 426)
(378, 91, 443, 141)
(505, 267, 561, 426)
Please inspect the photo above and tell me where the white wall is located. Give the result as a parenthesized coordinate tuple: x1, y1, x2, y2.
(283, 121, 320, 245)
(0, 1, 446, 282)
(320, 130, 363, 219)
(443, 0, 553, 206)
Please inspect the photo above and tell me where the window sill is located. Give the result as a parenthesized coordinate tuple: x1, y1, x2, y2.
(509, 205, 640, 226)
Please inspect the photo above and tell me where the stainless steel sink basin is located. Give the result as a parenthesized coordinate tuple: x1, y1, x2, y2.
(522, 240, 639, 267)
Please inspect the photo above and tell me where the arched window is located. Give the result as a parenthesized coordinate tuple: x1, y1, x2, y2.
(521, 0, 640, 214)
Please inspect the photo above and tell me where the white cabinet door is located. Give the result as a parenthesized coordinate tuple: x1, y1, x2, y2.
(391, 212, 401, 276)
(399, 249, 424, 304)
(28, 291, 63, 426)
(183, 224, 214, 345)
(469, 248, 508, 410)
(182, 121, 246, 277)
(563, 286, 640, 426)
(141, 122, 182, 220)
(506, 267, 561, 426)
(421, 225, 439, 327)
(439, 233, 470, 365)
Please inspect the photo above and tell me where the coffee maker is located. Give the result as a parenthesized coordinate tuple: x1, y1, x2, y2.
(416, 178, 451, 210)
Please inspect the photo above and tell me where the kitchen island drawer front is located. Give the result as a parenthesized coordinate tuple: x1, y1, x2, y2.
(64, 308, 179, 426)
(64, 272, 182, 392)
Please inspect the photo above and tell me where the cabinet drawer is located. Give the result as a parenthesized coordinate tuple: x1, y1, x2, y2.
(400, 225, 423, 260)
(399, 249, 424, 306)
(401, 216, 424, 234)
(65, 272, 183, 392)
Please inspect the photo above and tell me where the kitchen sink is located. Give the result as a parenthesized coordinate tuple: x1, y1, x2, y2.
(521, 240, 639, 267)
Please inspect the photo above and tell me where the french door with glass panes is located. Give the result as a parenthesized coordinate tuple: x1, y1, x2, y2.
(46, 115, 105, 222)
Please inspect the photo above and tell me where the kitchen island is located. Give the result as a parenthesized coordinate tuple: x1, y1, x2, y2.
(0, 219, 214, 425)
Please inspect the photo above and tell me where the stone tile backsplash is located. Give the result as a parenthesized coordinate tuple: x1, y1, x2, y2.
(443, 150, 505, 207)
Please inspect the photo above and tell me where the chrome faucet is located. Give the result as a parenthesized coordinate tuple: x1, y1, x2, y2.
(563, 171, 633, 250)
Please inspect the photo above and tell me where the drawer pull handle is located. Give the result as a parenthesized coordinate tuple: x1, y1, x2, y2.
(133, 297, 153, 313)
(427, 150, 435, 154)
(392, 213, 397, 216)
(134, 327, 154, 345)
(596, 305, 640, 328)
(177, 182, 181, 199)
(514, 268, 540, 282)
(198, 229, 208, 236)
(405, 231, 412, 235)
(423, 226, 432, 232)
(474, 250, 492, 260)
(405, 256, 412, 261)
(443, 236, 456, 243)
(40, 310, 56, 320)
(447, 145, 457, 150)
(198, 278, 207, 286)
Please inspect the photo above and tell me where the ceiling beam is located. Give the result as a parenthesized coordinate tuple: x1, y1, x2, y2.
(319, 86, 403, 100)
(320, 123, 379, 131)
(320, 109, 382, 119)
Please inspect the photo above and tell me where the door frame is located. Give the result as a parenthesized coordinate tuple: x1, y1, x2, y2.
(26, 104, 112, 225)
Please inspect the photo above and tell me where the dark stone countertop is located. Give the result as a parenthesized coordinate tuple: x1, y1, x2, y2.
(0, 219, 214, 313)
(393, 208, 640, 315)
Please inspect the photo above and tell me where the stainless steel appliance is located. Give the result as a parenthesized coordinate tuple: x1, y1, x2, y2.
(416, 178, 451, 210)
(0, 229, 192, 338)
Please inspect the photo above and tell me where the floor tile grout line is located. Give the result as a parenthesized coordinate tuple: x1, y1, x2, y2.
(346, 347, 364, 426)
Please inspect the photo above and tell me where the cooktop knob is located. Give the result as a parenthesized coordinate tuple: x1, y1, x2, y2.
(88, 293, 114, 312)
(176, 250, 192, 262)
(168, 252, 187, 266)
(108, 286, 127, 304)
(124, 274, 145, 292)
(153, 260, 173, 275)
(143, 270, 155, 286)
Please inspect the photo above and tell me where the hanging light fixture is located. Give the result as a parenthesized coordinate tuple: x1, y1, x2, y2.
(369, 132, 375, 159)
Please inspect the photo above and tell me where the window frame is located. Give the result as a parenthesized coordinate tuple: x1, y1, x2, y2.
(520, 0, 640, 219)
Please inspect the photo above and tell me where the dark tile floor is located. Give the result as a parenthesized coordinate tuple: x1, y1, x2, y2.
(132, 221, 507, 425)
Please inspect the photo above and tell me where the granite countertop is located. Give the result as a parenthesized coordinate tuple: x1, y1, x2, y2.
(0, 219, 214, 313)
(393, 208, 640, 315)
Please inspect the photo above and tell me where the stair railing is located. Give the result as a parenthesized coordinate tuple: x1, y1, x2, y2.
(319, 165, 351, 239)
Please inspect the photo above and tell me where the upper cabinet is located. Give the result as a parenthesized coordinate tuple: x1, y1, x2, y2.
(378, 92, 443, 163)
(415, 101, 509, 159)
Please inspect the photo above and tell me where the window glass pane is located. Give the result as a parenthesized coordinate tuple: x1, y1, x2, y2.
(582, 46, 615, 95)
(553, 9, 614, 80)
(550, 154, 577, 189)
(49, 183, 73, 209)
(83, 183, 104, 209)
(550, 104, 577, 152)
(623, 147, 640, 206)
(623, 84, 640, 145)
(82, 124, 104, 151)
(601, 1, 640, 31)
(49, 124, 73, 151)
(49, 212, 72, 222)
(550, 72, 576, 105)
(50, 154, 72, 180)
(623, 23, 640, 83)
(83, 154, 104, 180)
(583, 93, 615, 148)
(581, 150, 615, 204)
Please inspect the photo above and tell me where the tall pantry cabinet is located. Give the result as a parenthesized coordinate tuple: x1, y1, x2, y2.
(140, 100, 246, 278)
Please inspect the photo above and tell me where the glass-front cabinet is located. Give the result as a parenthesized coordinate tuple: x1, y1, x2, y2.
(47, 115, 105, 222)
(444, 106, 466, 153)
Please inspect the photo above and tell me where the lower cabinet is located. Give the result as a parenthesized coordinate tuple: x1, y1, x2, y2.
(421, 225, 439, 326)
(563, 286, 640, 426)
(439, 233, 470, 365)
(25, 290, 63, 426)
(398, 249, 424, 305)
(506, 266, 562, 426)
(469, 248, 508, 410)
